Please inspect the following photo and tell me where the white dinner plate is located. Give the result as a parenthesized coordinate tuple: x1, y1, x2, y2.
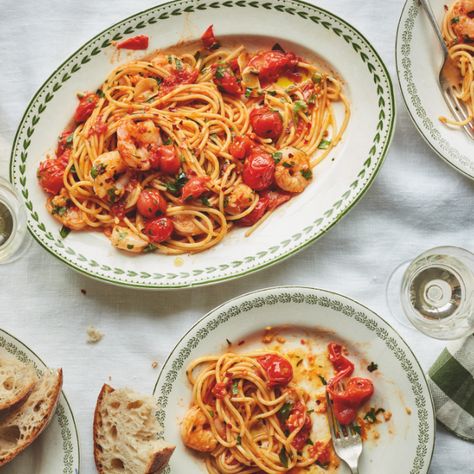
(396, 0, 474, 179)
(153, 286, 435, 473)
(10, 0, 395, 289)
(0, 329, 80, 474)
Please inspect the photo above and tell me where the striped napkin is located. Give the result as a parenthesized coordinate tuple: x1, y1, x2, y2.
(428, 334, 474, 441)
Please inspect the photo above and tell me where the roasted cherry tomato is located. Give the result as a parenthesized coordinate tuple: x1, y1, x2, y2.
(247, 50, 298, 84)
(37, 151, 69, 195)
(116, 34, 149, 50)
(181, 176, 210, 202)
(250, 107, 283, 141)
(212, 64, 242, 95)
(260, 190, 291, 210)
(229, 135, 255, 160)
(150, 145, 181, 175)
(242, 151, 275, 191)
(211, 382, 228, 399)
(161, 69, 199, 94)
(137, 189, 168, 218)
(237, 196, 268, 227)
(257, 354, 293, 388)
(328, 343, 354, 374)
(74, 92, 99, 123)
(201, 25, 218, 49)
(144, 216, 174, 243)
(56, 129, 74, 156)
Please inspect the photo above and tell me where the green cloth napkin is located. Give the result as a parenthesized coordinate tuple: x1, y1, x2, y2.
(428, 334, 474, 442)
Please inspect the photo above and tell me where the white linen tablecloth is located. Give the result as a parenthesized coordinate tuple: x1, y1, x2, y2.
(0, 0, 473, 472)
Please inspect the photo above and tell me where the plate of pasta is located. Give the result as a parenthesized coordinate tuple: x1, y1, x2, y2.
(153, 286, 435, 474)
(397, 0, 474, 179)
(10, 0, 395, 288)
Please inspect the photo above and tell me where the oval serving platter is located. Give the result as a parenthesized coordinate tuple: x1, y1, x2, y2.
(153, 286, 435, 473)
(10, 0, 395, 289)
(0, 329, 80, 474)
(396, 0, 474, 179)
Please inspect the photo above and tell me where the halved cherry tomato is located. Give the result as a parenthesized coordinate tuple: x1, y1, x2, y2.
(212, 64, 242, 95)
(116, 34, 149, 50)
(242, 151, 275, 191)
(229, 135, 255, 160)
(181, 176, 210, 202)
(257, 354, 293, 387)
(144, 216, 174, 243)
(56, 129, 74, 156)
(74, 92, 99, 123)
(37, 151, 69, 195)
(250, 107, 283, 141)
(150, 145, 181, 174)
(237, 196, 269, 227)
(201, 25, 218, 49)
(247, 50, 298, 84)
(137, 189, 167, 218)
(260, 190, 291, 210)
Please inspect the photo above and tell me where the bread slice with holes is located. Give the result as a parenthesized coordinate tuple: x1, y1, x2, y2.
(0, 358, 38, 415)
(0, 368, 62, 467)
(94, 384, 175, 474)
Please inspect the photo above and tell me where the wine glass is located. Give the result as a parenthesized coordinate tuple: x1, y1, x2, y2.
(386, 246, 474, 340)
(0, 176, 31, 264)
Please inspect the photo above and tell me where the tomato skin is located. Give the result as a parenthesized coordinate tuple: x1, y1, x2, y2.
(328, 343, 354, 374)
(291, 414, 312, 450)
(110, 201, 126, 220)
(144, 217, 174, 243)
(201, 25, 218, 49)
(212, 64, 242, 95)
(116, 34, 149, 50)
(56, 129, 74, 156)
(181, 176, 210, 202)
(162, 69, 199, 95)
(37, 151, 69, 195)
(74, 92, 99, 123)
(309, 441, 331, 464)
(137, 189, 167, 218)
(211, 382, 228, 399)
(242, 151, 275, 191)
(237, 196, 268, 227)
(247, 50, 298, 83)
(150, 145, 181, 174)
(250, 107, 283, 141)
(260, 190, 291, 210)
(229, 136, 254, 160)
(257, 354, 293, 388)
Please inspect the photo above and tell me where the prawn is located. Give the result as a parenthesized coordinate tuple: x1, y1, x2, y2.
(274, 147, 312, 193)
(452, 0, 474, 40)
(90, 151, 128, 203)
(47, 190, 87, 230)
(117, 119, 162, 170)
(225, 184, 256, 215)
(110, 225, 149, 253)
(172, 214, 203, 236)
(181, 406, 218, 453)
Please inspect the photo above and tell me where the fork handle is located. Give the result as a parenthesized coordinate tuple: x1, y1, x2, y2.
(419, 0, 449, 56)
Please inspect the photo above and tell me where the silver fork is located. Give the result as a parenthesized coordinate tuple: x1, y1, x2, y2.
(326, 390, 363, 474)
(419, 0, 474, 139)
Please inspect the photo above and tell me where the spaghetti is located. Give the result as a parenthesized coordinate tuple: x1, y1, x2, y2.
(37, 26, 350, 255)
(441, 0, 474, 127)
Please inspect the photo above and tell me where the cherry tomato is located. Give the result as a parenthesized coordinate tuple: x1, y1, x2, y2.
(291, 414, 312, 451)
(150, 145, 181, 175)
(250, 107, 283, 141)
(242, 151, 275, 191)
(74, 92, 99, 123)
(181, 176, 210, 202)
(137, 189, 167, 218)
(257, 354, 293, 387)
(247, 50, 298, 84)
(37, 152, 69, 195)
(56, 129, 74, 156)
(161, 69, 199, 95)
(116, 34, 149, 50)
(229, 135, 255, 160)
(144, 217, 174, 243)
(212, 64, 242, 95)
(260, 190, 291, 210)
(237, 196, 269, 227)
(201, 25, 218, 49)
(211, 382, 228, 399)
(328, 343, 354, 374)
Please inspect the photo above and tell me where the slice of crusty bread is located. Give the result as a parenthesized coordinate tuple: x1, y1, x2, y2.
(94, 384, 175, 474)
(0, 358, 38, 415)
(0, 368, 62, 467)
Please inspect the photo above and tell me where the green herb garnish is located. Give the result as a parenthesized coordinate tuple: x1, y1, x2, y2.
(277, 402, 293, 424)
(318, 375, 327, 385)
(293, 100, 307, 115)
(194, 51, 201, 61)
(245, 87, 253, 98)
(96, 89, 105, 98)
(451, 16, 460, 24)
(165, 171, 188, 196)
(175, 58, 183, 70)
(215, 65, 226, 79)
(231, 380, 239, 395)
(236, 435, 242, 445)
(127, 244, 134, 250)
(200, 196, 210, 207)
(66, 134, 74, 146)
(367, 361, 378, 372)
(301, 169, 313, 180)
(163, 137, 173, 145)
(352, 423, 362, 435)
(208, 409, 215, 417)
(272, 151, 282, 164)
(52, 205, 67, 216)
(312, 73, 323, 84)
(282, 161, 293, 169)
(59, 226, 71, 239)
(364, 408, 377, 423)
(308, 93, 317, 105)
(143, 244, 157, 253)
(318, 139, 331, 150)
(107, 187, 118, 203)
(279, 448, 289, 468)
(306, 438, 314, 446)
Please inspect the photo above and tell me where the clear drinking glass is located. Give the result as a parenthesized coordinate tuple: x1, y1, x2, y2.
(0, 176, 31, 264)
(386, 246, 474, 340)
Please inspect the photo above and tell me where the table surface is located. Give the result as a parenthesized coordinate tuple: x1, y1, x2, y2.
(0, 0, 473, 472)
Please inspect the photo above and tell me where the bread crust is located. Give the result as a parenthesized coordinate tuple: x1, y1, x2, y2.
(0, 368, 63, 467)
(145, 443, 175, 474)
(0, 381, 35, 416)
(93, 384, 115, 474)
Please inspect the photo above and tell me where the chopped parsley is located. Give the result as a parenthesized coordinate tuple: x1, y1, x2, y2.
(318, 139, 331, 150)
(451, 16, 460, 24)
(272, 151, 282, 164)
(282, 161, 293, 169)
(236, 435, 242, 445)
(364, 408, 379, 423)
(165, 171, 188, 196)
(318, 375, 327, 385)
(52, 205, 67, 216)
(267, 90, 277, 96)
(352, 423, 362, 435)
(66, 134, 74, 146)
(200, 196, 210, 207)
(163, 137, 173, 145)
(90, 163, 106, 179)
(59, 226, 70, 239)
(316, 460, 329, 469)
(293, 100, 308, 115)
(277, 402, 293, 424)
(279, 448, 289, 468)
(208, 409, 215, 417)
(167, 55, 173, 64)
(367, 361, 378, 372)
(154, 76, 163, 86)
(107, 187, 118, 203)
(127, 244, 134, 250)
(306, 438, 314, 446)
(231, 380, 239, 395)
(210, 42, 221, 51)
(308, 93, 317, 105)
(143, 244, 157, 253)
(215, 65, 226, 79)
(312, 73, 323, 84)
(245, 87, 253, 98)
(174, 57, 183, 71)
(272, 42, 285, 52)
(301, 169, 313, 180)
(96, 89, 105, 98)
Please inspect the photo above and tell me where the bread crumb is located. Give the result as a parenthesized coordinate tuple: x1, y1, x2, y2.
(174, 257, 184, 267)
(384, 411, 392, 421)
(81, 289, 87, 295)
(373, 431, 380, 439)
(405, 407, 412, 415)
(152, 361, 159, 369)
(87, 326, 104, 344)
(276, 336, 286, 344)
